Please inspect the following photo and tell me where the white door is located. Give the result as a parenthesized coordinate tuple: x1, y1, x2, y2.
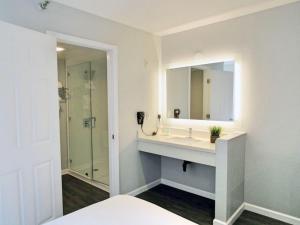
(0, 21, 62, 225)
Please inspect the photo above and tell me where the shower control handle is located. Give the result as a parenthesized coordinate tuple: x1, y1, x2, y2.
(83, 117, 96, 128)
(91, 117, 96, 128)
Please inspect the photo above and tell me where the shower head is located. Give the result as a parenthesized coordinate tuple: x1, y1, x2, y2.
(39, 0, 50, 10)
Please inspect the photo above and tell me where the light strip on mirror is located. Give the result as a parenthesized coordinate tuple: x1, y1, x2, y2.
(159, 59, 242, 130)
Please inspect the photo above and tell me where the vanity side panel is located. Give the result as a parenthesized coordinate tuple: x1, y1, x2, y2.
(226, 135, 246, 219)
(215, 140, 228, 222)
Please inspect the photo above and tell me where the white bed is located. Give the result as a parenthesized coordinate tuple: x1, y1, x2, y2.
(45, 195, 197, 225)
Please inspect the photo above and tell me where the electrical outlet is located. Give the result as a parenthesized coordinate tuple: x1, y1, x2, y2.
(137, 112, 145, 125)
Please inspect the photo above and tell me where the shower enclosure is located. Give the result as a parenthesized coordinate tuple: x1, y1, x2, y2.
(67, 60, 109, 186)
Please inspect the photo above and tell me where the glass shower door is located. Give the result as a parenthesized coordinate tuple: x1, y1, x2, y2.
(68, 62, 93, 178)
(90, 60, 109, 185)
(67, 59, 109, 186)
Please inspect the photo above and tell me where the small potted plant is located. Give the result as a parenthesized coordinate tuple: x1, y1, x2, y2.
(210, 126, 222, 143)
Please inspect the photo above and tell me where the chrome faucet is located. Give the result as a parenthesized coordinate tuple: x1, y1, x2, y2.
(188, 128, 192, 138)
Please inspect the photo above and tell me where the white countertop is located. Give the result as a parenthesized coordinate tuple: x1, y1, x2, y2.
(137, 133, 216, 166)
(138, 134, 216, 154)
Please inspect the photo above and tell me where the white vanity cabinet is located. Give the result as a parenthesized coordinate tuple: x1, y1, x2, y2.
(138, 132, 246, 225)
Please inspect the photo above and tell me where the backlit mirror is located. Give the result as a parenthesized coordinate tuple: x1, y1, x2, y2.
(166, 61, 234, 121)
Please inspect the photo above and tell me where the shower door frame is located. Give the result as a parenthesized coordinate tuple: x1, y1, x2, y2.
(48, 31, 120, 196)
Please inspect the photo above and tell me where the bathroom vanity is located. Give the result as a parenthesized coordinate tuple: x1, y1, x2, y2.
(138, 131, 246, 225)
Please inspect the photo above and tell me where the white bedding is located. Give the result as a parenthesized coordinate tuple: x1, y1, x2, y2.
(45, 195, 197, 225)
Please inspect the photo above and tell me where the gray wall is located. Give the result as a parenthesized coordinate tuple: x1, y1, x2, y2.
(0, 0, 161, 193)
(161, 2, 300, 217)
(162, 157, 215, 193)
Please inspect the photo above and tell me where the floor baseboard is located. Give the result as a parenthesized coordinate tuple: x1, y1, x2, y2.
(127, 178, 215, 200)
(127, 179, 161, 196)
(161, 178, 215, 200)
(213, 203, 244, 225)
(61, 169, 69, 175)
(213, 219, 227, 225)
(245, 203, 300, 225)
(227, 203, 245, 225)
(214, 202, 300, 225)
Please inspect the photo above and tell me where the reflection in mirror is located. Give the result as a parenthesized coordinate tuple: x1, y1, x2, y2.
(166, 61, 234, 121)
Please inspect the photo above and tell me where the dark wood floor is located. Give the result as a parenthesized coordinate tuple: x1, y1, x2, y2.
(62, 174, 109, 215)
(137, 184, 291, 225)
(62, 177, 290, 224)
(234, 210, 291, 225)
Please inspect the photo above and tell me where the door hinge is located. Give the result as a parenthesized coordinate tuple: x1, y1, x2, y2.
(112, 134, 115, 140)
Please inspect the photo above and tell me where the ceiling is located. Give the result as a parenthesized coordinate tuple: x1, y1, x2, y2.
(53, 0, 298, 35)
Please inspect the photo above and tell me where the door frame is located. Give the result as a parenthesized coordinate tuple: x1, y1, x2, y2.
(47, 31, 120, 196)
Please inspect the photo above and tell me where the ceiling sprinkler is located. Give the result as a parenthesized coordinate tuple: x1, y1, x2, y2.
(39, 0, 50, 10)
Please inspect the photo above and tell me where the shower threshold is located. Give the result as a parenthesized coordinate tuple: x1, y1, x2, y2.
(64, 169, 109, 193)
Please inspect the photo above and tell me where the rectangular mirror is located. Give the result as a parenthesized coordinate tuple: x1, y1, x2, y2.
(166, 61, 234, 121)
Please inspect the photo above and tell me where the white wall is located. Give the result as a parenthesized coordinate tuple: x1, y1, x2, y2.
(0, 0, 161, 194)
(161, 2, 300, 218)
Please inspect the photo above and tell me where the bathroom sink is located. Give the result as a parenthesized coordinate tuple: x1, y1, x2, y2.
(166, 136, 205, 143)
